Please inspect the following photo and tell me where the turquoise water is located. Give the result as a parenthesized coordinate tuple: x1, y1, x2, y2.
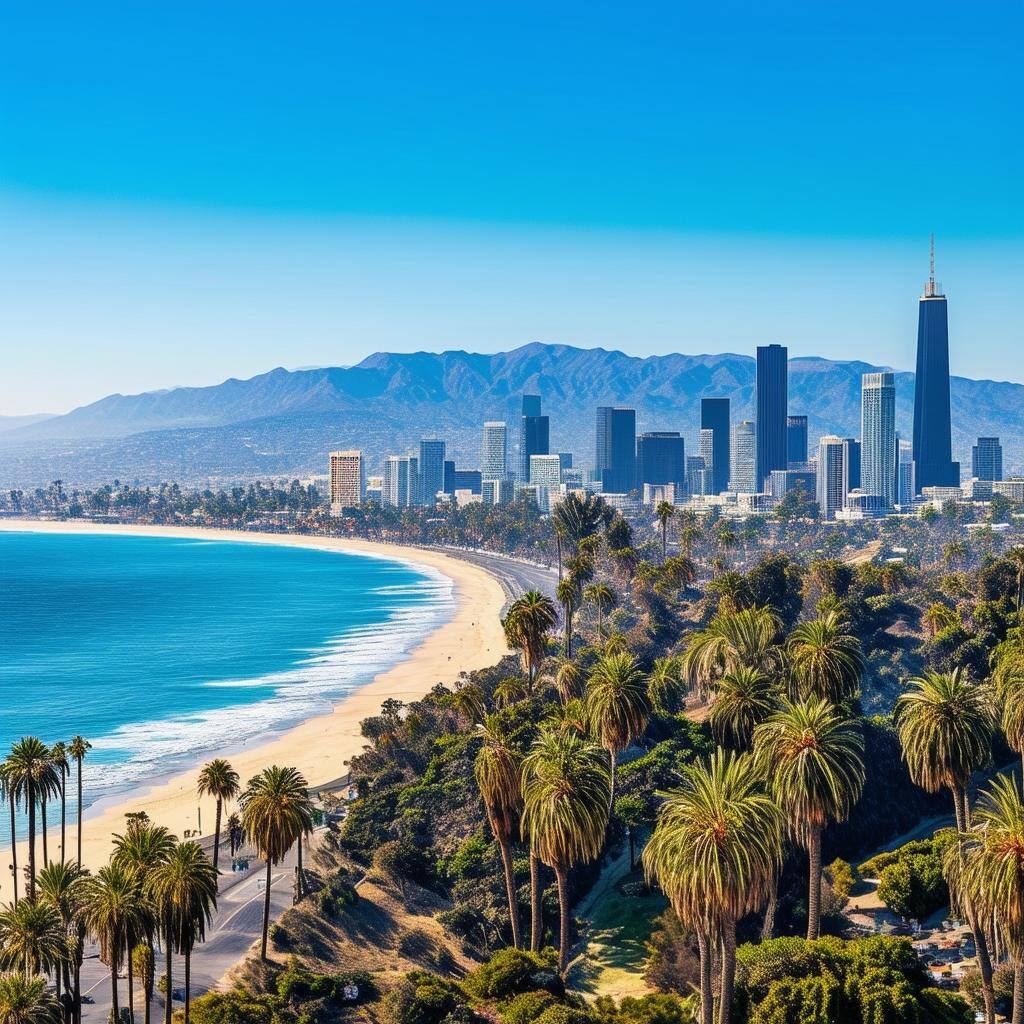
(0, 530, 453, 843)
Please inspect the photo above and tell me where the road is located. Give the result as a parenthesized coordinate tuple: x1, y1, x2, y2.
(437, 547, 559, 605)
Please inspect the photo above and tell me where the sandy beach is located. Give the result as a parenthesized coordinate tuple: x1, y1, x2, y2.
(0, 520, 510, 899)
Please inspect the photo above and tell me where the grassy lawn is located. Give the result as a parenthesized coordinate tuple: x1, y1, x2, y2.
(571, 866, 668, 1001)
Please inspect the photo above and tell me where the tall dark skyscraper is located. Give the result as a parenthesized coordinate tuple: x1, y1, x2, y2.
(700, 398, 730, 495)
(636, 432, 685, 491)
(755, 344, 788, 490)
(786, 415, 808, 465)
(912, 240, 960, 490)
(418, 439, 446, 504)
(595, 407, 637, 493)
(972, 437, 1003, 481)
(519, 394, 549, 480)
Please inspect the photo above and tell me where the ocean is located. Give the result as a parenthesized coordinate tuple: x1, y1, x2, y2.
(0, 530, 454, 843)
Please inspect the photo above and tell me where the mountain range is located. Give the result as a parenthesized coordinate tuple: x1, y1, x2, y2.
(2, 343, 1021, 488)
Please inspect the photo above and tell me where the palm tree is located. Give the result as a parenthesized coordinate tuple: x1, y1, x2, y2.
(753, 697, 864, 940)
(503, 592, 558, 689)
(643, 750, 782, 1024)
(474, 718, 524, 949)
(923, 602, 958, 638)
(493, 677, 529, 708)
(548, 658, 582, 706)
(146, 844, 216, 1024)
(1007, 546, 1024, 610)
(551, 493, 606, 555)
(956, 774, 1024, 1024)
(708, 667, 779, 750)
(1001, 676, 1024, 780)
(0, 768, 19, 909)
(655, 501, 674, 562)
(0, 901, 65, 979)
(226, 815, 243, 859)
(555, 579, 580, 658)
(681, 606, 782, 699)
(521, 730, 610, 973)
(239, 767, 313, 961)
(895, 668, 997, 1023)
(5, 740, 59, 900)
(46, 747, 68, 870)
(81, 864, 146, 1024)
(648, 657, 684, 715)
(36, 861, 87, 1015)
(583, 582, 616, 640)
(787, 610, 865, 703)
(585, 653, 650, 810)
(0, 973, 61, 1024)
(196, 760, 240, 875)
(67, 739, 91, 870)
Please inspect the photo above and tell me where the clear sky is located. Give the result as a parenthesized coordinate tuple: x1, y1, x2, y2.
(1, 1, 1021, 415)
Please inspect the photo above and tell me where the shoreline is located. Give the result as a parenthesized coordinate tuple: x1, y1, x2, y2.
(0, 519, 510, 898)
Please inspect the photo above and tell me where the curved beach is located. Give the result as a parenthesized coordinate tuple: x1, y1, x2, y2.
(0, 520, 510, 898)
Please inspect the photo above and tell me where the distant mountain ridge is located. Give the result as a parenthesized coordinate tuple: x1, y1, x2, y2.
(1, 343, 1021, 487)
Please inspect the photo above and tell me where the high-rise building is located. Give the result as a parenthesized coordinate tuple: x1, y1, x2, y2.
(861, 372, 896, 505)
(595, 407, 637, 493)
(443, 461, 482, 495)
(328, 450, 364, 512)
(896, 439, 915, 507)
(418, 439, 446, 505)
(686, 455, 707, 496)
(636, 432, 685, 492)
(482, 422, 508, 481)
(700, 398, 730, 494)
(519, 395, 550, 481)
(383, 455, 419, 507)
(529, 454, 562, 512)
(912, 240, 960, 490)
(481, 478, 515, 506)
(755, 344, 788, 490)
(842, 439, 861, 493)
(558, 452, 573, 472)
(817, 436, 847, 519)
(972, 437, 1003, 481)
(730, 420, 757, 493)
(787, 415, 808, 466)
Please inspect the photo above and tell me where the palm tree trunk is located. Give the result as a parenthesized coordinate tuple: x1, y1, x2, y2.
(60, 769, 67, 866)
(296, 833, 304, 900)
(74, 945, 82, 1024)
(164, 935, 172, 1024)
(1013, 962, 1023, 1024)
(718, 923, 736, 1024)
(128, 947, 135, 1024)
(110, 956, 120, 1024)
(76, 756, 83, 866)
(42, 798, 49, 868)
(554, 865, 570, 975)
(556, 534, 562, 581)
(662, 523, 667, 562)
(8, 792, 18, 907)
(608, 748, 618, 814)
(597, 605, 603, 640)
(260, 859, 272, 960)
(27, 780, 36, 899)
(761, 874, 778, 941)
(564, 614, 571, 658)
(497, 836, 521, 948)
(530, 853, 542, 952)
(184, 950, 191, 1024)
(806, 825, 822, 941)
(213, 798, 223, 873)
(695, 930, 713, 1024)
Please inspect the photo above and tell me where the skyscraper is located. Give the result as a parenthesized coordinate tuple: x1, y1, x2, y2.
(842, 438, 861, 493)
(636, 432, 685, 491)
(755, 344, 788, 490)
(896, 439, 915, 506)
(383, 455, 419, 507)
(519, 395, 550, 481)
(700, 398, 730, 494)
(482, 421, 508, 480)
(329, 450, 364, 511)
(730, 420, 756, 493)
(787, 415, 808, 466)
(861, 372, 896, 505)
(817, 436, 847, 519)
(418, 439, 446, 504)
(595, 407, 637, 493)
(972, 437, 1003, 481)
(912, 240, 960, 490)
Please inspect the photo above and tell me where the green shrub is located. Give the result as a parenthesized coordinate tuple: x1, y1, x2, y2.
(531, 1007, 594, 1024)
(465, 948, 560, 1000)
(381, 971, 466, 1024)
(502, 991, 557, 1024)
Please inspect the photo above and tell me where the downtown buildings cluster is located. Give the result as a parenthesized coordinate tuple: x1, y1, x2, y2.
(328, 253, 1014, 521)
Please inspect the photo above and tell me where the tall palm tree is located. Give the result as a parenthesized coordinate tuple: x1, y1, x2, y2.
(146, 844, 216, 1024)
(474, 718, 524, 949)
(708, 667, 779, 750)
(585, 653, 650, 810)
(503, 592, 558, 689)
(549, 658, 583, 706)
(239, 767, 313, 961)
(786, 610, 865, 704)
(0, 767, 19, 908)
(655, 501, 674, 562)
(67, 739, 90, 870)
(0, 901, 65, 979)
(45, 748, 68, 871)
(582, 582, 616, 640)
(196, 760, 240, 875)
(648, 657, 684, 715)
(36, 861, 87, 1015)
(0, 973, 62, 1024)
(681, 607, 782, 699)
(551, 493, 606, 556)
(521, 730, 610, 973)
(1007, 546, 1024, 610)
(753, 697, 864, 940)
(555, 579, 580, 658)
(644, 751, 782, 1024)
(956, 773, 1024, 1024)
(895, 668, 997, 1024)
(81, 865, 146, 1024)
(5, 740, 59, 900)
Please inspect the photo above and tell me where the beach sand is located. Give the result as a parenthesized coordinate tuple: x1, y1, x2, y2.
(0, 520, 509, 899)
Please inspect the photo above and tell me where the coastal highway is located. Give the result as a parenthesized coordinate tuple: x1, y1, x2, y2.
(434, 547, 559, 607)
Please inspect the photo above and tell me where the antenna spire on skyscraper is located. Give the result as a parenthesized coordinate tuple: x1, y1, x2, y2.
(925, 233, 939, 297)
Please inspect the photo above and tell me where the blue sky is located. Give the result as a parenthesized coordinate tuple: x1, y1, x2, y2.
(1, 1, 1021, 414)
